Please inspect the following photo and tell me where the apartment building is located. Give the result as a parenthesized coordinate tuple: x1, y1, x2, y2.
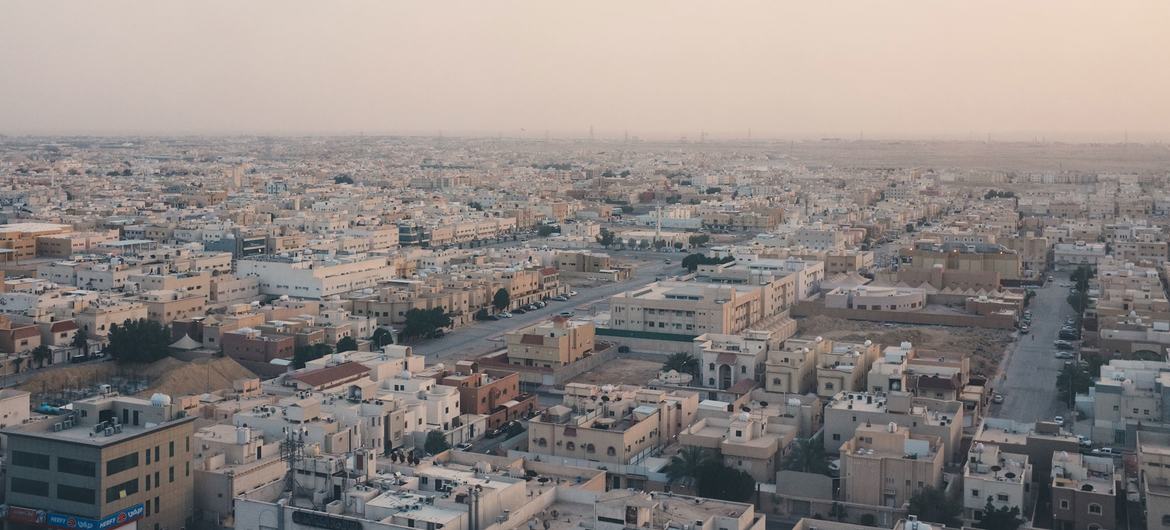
(504, 317, 596, 368)
(2, 393, 196, 530)
(764, 336, 830, 394)
(609, 281, 772, 336)
(1051, 452, 1118, 530)
(816, 339, 881, 398)
(824, 391, 964, 463)
(0, 222, 72, 260)
(963, 442, 1032, 522)
(908, 241, 1022, 281)
(679, 410, 797, 482)
(695, 325, 796, 391)
(1053, 241, 1108, 269)
(439, 362, 536, 431)
(528, 383, 699, 465)
(191, 424, 287, 527)
(1138, 431, 1170, 530)
(237, 254, 393, 299)
(140, 289, 206, 325)
(839, 423, 944, 509)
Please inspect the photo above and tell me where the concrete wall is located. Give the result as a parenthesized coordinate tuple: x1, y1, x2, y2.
(792, 301, 1016, 329)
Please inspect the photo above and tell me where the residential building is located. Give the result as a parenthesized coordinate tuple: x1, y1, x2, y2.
(839, 423, 944, 509)
(1051, 452, 1118, 530)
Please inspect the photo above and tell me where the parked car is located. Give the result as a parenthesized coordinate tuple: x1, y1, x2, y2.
(664, 259, 672, 264)
(1019, 326, 1030, 334)
(500, 312, 513, 318)
(568, 290, 579, 297)
(552, 295, 569, 302)
(1054, 351, 1074, 359)
(486, 315, 500, 321)
(455, 442, 473, 451)
(1054, 341, 1074, 350)
(1054, 415, 1065, 425)
(1077, 435, 1092, 448)
(992, 393, 1005, 404)
(513, 308, 527, 314)
(1092, 447, 1121, 457)
(558, 311, 575, 318)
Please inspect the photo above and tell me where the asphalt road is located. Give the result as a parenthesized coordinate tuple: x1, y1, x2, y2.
(414, 255, 678, 363)
(991, 271, 1077, 424)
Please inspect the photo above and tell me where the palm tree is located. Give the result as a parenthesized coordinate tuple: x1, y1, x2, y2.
(664, 446, 712, 488)
(31, 345, 51, 369)
(782, 436, 830, 474)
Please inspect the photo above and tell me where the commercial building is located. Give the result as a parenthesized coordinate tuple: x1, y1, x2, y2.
(609, 280, 775, 337)
(237, 254, 393, 299)
(2, 392, 196, 530)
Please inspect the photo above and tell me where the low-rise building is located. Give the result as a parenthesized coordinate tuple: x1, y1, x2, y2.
(839, 423, 944, 509)
(1051, 452, 1118, 530)
(504, 317, 596, 369)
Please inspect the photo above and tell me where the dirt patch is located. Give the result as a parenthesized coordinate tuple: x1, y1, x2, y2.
(798, 315, 1014, 377)
(19, 356, 256, 402)
(567, 358, 664, 386)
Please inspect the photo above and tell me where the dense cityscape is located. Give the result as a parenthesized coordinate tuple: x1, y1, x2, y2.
(0, 136, 1166, 530)
(3, 1, 1170, 530)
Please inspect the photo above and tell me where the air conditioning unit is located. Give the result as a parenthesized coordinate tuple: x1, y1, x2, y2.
(53, 423, 63, 432)
(104, 427, 114, 436)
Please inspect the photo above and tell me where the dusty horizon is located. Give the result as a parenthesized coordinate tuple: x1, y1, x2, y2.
(3, 1, 1169, 141)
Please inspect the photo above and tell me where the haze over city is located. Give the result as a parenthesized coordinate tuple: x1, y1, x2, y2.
(3, 0, 1170, 141)
(4, 3, 1170, 530)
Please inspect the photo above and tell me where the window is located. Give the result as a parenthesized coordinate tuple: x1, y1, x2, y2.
(1060, 500, 1070, 510)
(832, 433, 841, 441)
(106, 479, 139, 502)
(608, 446, 616, 456)
(57, 484, 96, 504)
(154, 446, 160, 462)
(146, 474, 151, 491)
(154, 496, 160, 516)
(11, 477, 49, 497)
(186, 436, 190, 452)
(57, 457, 96, 477)
(997, 494, 1009, 501)
(1088, 503, 1102, 515)
(146, 448, 151, 465)
(971, 489, 980, 498)
(106, 452, 139, 476)
(735, 430, 743, 437)
(169, 441, 175, 458)
(186, 461, 190, 477)
(169, 466, 174, 483)
(566, 442, 576, 450)
(12, 450, 51, 470)
(740, 366, 747, 374)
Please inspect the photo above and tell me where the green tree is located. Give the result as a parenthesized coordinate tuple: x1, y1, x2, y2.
(975, 501, 1023, 530)
(71, 328, 89, 356)
(695, 460, 755, 502)
(688, 234, 710, 247)
(333, 174, 354, 184)
(1067, 290, 1090, 314)
(336, 336, 358, 353)
(782, 436, 830, 474)
(537, 225, 559, 237)
(908, 486, 962, 527)
(292, 343, 333, 369)
(370, 327, 394, 348)
(663, 352, 700, 379)
(597, 228, 616, 248)
(401, 308, 453, 340)
(681, 253, 735, 273)
(424, 430, 450, 454)
(653, 239, 668, 250)
(11, 356, 23, 374)
(705, 187, 722, 194)
(492, 288, 511, 312)
(30, 344, 52, 368)
(106, 319, 172, 364)
(1057, 363, 1092, 405)
(664, 446, 712, 488)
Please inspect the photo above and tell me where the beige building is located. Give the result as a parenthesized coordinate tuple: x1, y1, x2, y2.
(840, 423, 944, 509)
(1138, 431, 1170, 530)
(816, 339, 881, 398)
(764, 336, 829, 394)
(192, 424, 287, 527)
(2, 393, 196, 530)
(609, 280, 772, 336)
(824, 391, 964, 463)
(679, 411, 797, 482)
(505, 317, 596, 368)
(141, 289, 207, 325)
(528, 383, 698, 465)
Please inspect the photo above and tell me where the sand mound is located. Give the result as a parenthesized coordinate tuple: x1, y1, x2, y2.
(19, 356, 256, 400)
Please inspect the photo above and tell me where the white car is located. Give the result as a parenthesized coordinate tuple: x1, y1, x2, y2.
(568, 290, 578, 297)
(1054, 415, 1065, 425)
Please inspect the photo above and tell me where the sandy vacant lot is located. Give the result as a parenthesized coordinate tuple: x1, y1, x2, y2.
(567, 358, 664, 386)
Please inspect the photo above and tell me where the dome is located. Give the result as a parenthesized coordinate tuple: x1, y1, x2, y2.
(150, 393, 172, 407)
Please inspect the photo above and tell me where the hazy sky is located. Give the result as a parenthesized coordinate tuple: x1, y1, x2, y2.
(3, 1, 1169, 141)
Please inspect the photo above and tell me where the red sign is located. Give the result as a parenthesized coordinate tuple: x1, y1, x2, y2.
(6, 506, 48, 525)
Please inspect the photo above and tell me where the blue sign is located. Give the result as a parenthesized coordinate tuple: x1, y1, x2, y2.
(45, 503, 145, 530)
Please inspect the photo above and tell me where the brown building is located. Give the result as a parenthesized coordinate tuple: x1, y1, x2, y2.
(1051, 452, 1118, 530)
(220, 328, 295, 364)
(2, 393, 196, 530)
(0, 315, 41, 355)
(440, 362, 536, 431)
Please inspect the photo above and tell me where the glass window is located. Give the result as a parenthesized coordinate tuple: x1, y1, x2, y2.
(106, 452, 139, 476)
(57, 484, 96, 504)
(169, 441, 174, 458)
(11, 477, 49, 497)
(58, 457, 96, 477)
(12, 451, 51, 469)
(105, 479, 139, 503)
